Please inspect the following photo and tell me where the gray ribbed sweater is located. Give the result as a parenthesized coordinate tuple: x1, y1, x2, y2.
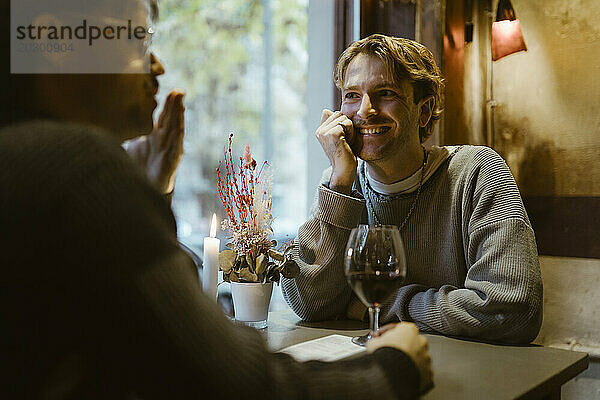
(282, 145, 543, 344)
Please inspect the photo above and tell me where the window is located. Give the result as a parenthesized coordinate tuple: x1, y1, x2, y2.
(152, 0, 309, 253)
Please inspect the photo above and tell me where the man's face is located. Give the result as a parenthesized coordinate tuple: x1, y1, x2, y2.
(340, 53, 421, 163)
(93, 2, 163, 140)
(77, 1, 163, 141)
(100, 53, 164, 140)
(35, 2, 164, 141)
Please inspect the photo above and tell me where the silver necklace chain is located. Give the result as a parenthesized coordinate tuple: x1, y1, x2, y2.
(367, 147, 427, 231)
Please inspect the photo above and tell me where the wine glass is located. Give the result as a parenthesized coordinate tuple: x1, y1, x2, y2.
(344, 224, 407, 346)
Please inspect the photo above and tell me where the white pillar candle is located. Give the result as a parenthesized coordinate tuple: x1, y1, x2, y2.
(203, 213, 220, 302)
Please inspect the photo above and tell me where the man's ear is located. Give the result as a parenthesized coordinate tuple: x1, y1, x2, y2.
(418, 96, 435, 128)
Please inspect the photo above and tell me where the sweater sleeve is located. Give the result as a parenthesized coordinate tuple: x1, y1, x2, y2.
(280, 168, 367, 321)
(395, 148, 543, 344)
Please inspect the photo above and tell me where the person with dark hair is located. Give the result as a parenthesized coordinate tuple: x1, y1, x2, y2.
(281, 34, 543, 345)
(1, 2, 433, 399)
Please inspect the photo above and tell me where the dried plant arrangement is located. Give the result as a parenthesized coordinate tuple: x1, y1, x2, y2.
(216, 134, 298, 284)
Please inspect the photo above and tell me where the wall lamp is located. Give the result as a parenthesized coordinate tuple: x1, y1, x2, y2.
(491, 0, 527, 61)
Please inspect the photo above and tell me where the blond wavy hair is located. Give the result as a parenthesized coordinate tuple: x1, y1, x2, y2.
(334, 34, 444, 143)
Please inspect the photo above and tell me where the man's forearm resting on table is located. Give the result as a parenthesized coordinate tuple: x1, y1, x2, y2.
(281, 181, 367, 322)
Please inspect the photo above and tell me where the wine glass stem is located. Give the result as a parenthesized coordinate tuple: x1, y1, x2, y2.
(368, 306, 380, 337)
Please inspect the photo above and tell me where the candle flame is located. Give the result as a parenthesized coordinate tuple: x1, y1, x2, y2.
(210, 213, 217, 238)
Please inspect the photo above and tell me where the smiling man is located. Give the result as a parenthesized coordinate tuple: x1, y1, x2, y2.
(281, 34, 543, 344)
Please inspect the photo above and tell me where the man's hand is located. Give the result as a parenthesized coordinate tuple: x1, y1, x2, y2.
(315, 109, 357, 195)
(127, 90, 185, 194)
(367, 322, 433, 393)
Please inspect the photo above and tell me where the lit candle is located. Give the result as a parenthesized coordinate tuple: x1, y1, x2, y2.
(203, 213, 220, 301)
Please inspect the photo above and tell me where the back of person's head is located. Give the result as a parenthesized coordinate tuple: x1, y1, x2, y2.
(334, 34, 444, 143)
(1, 0, 159, 139)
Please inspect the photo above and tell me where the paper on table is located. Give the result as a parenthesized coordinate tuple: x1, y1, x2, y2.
(279, 334, 367, 362)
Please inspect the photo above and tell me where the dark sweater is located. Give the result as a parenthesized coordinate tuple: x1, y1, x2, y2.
(0, 121, 420, 399)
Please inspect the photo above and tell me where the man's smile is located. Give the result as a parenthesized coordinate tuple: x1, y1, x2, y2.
(358, 126, 391, 135)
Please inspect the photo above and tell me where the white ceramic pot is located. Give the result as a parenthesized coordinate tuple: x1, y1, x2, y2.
(230, 281, 273, 329)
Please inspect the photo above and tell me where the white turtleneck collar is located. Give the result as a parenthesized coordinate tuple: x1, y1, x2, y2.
(365, 146, 457, 195)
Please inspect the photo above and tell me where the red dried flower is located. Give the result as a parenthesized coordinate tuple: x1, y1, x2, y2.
(216, 134, 273, 254)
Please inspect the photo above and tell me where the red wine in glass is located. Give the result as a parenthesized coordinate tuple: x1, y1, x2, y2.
(347, 268, 405, 308)
(345, 225, 407, 346)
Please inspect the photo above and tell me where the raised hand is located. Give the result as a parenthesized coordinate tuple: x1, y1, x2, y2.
(367, 322, 433, 394)
(315, 109, 357, 195)
(127, 90, 185, 195)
